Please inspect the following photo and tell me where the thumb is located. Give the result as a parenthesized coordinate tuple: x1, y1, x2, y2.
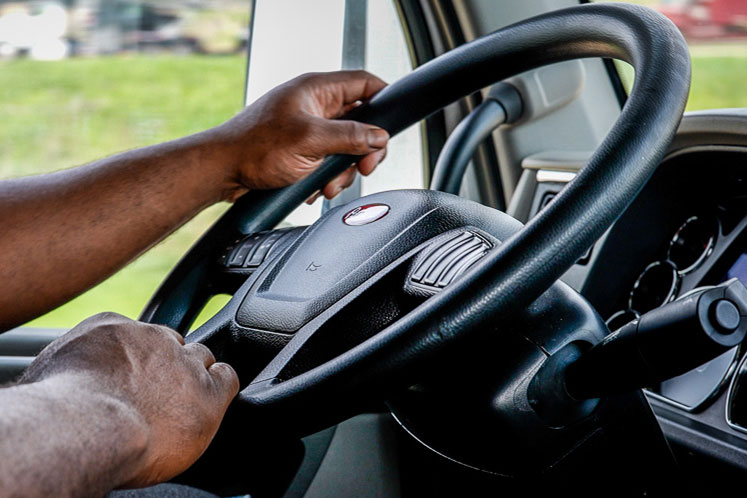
(313, 117, 389, 157)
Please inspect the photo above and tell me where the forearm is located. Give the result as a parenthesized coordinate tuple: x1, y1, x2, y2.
(0, 374, 148, 497)
(0, 130, 241, 330)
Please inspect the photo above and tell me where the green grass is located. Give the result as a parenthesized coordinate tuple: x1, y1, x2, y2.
(689, 52, 747, 111)
(614, 46, 747, 112)
(0, 55, 246, 328)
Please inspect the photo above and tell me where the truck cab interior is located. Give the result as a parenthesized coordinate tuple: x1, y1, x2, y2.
(3, 0, 747, 496)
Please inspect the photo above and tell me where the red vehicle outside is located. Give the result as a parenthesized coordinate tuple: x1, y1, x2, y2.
(656, 0, 747, 39)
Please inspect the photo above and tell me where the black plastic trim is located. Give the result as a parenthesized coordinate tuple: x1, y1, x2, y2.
(395, 0, 447, 182)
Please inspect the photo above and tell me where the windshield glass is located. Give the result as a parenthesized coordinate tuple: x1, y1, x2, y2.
(597, 0, 747, 111)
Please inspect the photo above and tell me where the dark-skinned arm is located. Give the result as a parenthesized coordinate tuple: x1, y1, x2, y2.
(0, 70, 389, 330)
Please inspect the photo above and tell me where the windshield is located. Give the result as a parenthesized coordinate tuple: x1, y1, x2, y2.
(597, 0, 747, 111)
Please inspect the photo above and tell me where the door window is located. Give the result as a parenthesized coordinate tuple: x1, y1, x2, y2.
(0, 1, 251, 327)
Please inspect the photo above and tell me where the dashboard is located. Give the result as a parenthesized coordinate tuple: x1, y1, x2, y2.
(561, 111, 747, 473)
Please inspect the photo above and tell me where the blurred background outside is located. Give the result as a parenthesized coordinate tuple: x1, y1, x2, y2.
(0, 1, 250, 59)
(0, 0, 251, 328)
(1, 0, 747, 328)
(603, 0, 747, 109)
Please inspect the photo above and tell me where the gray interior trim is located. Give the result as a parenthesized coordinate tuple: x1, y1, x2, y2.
(283, 425, 338, 498)
(0, 328, 67, 383)
(422, 0, 504, 210)
(293, 414, 401, 498)
(522, 150, 592, 172)
(536, 170, 576, 183)
(0, 356, 34, 384)
(506, 169, 538, 222)
(670, 109, 747, 153)
(650, 396, 747, 471)
(0, 328, 67, 356)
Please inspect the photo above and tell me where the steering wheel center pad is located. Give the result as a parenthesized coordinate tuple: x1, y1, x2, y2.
(236, 190, 522, 333)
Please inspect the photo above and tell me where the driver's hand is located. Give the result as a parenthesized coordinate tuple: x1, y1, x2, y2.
(20, 312, 239, 488)
(211, 70, 390, 202)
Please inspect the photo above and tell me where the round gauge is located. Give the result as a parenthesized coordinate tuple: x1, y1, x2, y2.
(667, 215, 718, 275)
(629, 260, 679, 314)
(606, 309, 639, 332)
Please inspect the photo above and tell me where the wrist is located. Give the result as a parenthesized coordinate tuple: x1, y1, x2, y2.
(43, 374, 151, 488)
(194, 124, 252, 203)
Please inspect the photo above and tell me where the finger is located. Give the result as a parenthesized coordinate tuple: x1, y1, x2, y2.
(305, 190, 322, 205)
(323, 165, 357, 199)
(338, 101, 362, 118)
(357, 147, 387, 177)
(309, 70, 387, 109)
(208, 362, 240, 402)
(184, 342, 216, 368)
(313, 117, 389, 157)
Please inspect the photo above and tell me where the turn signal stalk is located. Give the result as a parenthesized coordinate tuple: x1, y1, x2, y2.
(565, 279, 747, 400)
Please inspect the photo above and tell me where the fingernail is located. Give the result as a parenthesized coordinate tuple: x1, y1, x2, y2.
(367, 128, 389, 149)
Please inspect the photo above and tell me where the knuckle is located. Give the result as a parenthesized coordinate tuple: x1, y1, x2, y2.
(210, 363, 240, 392)
(143, 323, 167, 338)
(352, 69, 370, 79)
(296, 72, 320, 85)
(84, 311, 129, 327)
(347, 124, 367, 150)
(94, 311, 127, 320)
(187, 343, 215, 363)
(75, 313, 137, 340)
(93, 323, 122, 337)
(89, 319, 133, 339)
(147, 323, 183, 343)
(149, 323, 172, 335)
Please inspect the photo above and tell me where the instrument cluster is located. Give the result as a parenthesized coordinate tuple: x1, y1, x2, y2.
(606, 215, 720, 332)
(579, 150, 747, 416)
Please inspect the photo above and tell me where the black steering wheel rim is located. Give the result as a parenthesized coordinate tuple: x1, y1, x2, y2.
(141, 3, 690, 437)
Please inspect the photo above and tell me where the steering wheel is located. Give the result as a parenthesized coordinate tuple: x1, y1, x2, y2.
(140, 2, 689, 489)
